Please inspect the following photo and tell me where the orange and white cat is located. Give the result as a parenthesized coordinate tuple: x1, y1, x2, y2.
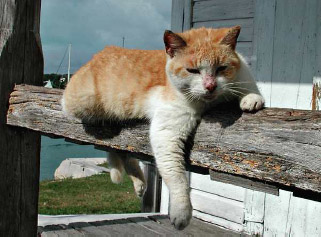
(62, 26, 264, 230)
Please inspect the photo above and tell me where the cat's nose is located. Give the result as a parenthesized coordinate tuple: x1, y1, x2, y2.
(204, 80, 217, 93)
(203, 75, 217, 93)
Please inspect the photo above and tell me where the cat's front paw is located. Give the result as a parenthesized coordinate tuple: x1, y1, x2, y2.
(240, 93, 264, 112)
(169, 196, 192, 230)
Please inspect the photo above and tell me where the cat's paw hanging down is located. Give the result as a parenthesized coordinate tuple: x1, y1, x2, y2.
(169, 195, 193, 230)
(62, 25, 264, 230)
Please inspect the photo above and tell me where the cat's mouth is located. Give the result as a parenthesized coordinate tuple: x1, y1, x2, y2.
(201, 93, 217, 102)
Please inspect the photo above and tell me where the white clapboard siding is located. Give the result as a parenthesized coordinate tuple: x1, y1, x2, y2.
(263, 191, 321, 237)
(243, 190, 265, 235)
(190, 173, 245, 202)
(193, 18, 254, 42)
(193, 0, 254, 22)
(193, 210, 243, 232)
(160, 180, 169, 215)
(263, 190, 293, 236)
(190, 189, 244, 224)
(285, 195, 321, 236)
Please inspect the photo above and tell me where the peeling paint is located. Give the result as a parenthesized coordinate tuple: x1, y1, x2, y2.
(312, 77, 321, 110)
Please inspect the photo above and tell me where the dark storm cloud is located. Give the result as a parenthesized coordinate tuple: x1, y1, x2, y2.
(41, 0, 171, 73)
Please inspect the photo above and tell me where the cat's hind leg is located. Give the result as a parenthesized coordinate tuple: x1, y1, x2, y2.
(108, 152, 125, 184)
(108, 152, 146, 197)
(123, 157, 146, 198)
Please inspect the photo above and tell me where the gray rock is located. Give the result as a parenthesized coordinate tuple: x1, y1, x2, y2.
(54, 158, 109, 180)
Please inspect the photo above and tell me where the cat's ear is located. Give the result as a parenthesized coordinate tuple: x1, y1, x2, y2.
(220, 26, 241, 50)
(164, 30, 187, 58)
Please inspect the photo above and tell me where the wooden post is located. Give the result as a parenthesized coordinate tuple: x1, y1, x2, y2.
(141, 163, 162, 213)
(0, 0, 43, 236)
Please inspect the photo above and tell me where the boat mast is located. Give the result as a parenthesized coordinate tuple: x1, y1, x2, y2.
(67, 43, 71, 82)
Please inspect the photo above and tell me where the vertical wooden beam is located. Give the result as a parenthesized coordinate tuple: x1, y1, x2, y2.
(171, 0, 192, 32)
(252, 0, 276, 107)
(141, 163, 162, 213)
(183, 0, 192, 31)
(0, 0, 43, 236)
(312, 0, 321, 111)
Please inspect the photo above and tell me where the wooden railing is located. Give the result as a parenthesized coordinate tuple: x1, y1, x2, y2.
(7, 84, 321, 196)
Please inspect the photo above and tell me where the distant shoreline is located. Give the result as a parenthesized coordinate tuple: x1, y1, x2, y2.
(40, 136, 106, 181)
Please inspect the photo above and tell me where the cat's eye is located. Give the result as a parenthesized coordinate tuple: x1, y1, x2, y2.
(216, 66, 228, 73)
(186, 68, 200, 74)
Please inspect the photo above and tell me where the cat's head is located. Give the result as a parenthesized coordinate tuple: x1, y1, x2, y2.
(164, 26, 241, 102)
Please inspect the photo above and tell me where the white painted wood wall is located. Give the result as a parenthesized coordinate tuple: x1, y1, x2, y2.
(161, 168, 321, 236)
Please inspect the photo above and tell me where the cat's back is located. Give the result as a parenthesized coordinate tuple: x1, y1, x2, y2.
(63, 46, 168, 120)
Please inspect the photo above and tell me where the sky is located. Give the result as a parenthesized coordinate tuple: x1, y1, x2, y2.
(40, 0, 172, 74)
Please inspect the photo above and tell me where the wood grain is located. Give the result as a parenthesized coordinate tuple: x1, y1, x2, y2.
(193, 0, 254, 22)
(6, 84, 321, 196)
(210, 170, 279, 196)
(193, 18, 254, 42)
(0, 1, 43, 236)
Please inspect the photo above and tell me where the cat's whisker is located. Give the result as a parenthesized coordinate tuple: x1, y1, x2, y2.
(183, 90, 199, 102)
(226, 86, 258, 93)
(230, 89, 247, 96)
(224, 81, 255, 86)
(225, 89, 244, 98)
(222, 93, 230, 102)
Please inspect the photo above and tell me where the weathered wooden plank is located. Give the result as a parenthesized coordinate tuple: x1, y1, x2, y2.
(210, 170, 279, 195)
(6, 84, 321, 196)
(153, 215, 244, 236)
(193, 0, 254, 22)
(243, 190, 265, 236)
(40, 216, 245, 236)
(40, 224, 82, 237)
(312, 77, 321, 111)
(171, 0, 184, 32)
(127, 217, 177, 236)
(285, 195, 321, 236)
(270, 0, 318, 109)
(68, 222, 110, 236)
(293, 0, 319, 110)
(235, 42, 253, 64)
(252, 0, 276, 107)
(193, 18, 254, 42)
(263, 190, 292, 236)
(183, 0, 192, 31)
(312, 0, 321, 111)
(190, 189, 244, 224)
(160, 180, 170, 214)
(97, 218, 161, 236)
(171, 0, 192, 32)
(89, 220, 123, 235)
(0, 0, 43, 236)
(192, 210, 244, 233)
(141, 163, 161, 212)
(190, 172, 245, 202)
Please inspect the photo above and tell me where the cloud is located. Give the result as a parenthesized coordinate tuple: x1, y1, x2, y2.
(41, 0, 171, 73)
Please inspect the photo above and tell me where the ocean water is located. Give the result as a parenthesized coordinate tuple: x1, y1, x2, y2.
(40, 136, 106, 181)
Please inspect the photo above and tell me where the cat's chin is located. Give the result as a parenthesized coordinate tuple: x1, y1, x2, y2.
(200, 94, 217, 102)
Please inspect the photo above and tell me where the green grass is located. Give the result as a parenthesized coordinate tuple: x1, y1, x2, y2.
(39, 173, 141, 215)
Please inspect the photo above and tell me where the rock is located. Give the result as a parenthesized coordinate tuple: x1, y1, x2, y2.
(54, 158, 110, 180)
